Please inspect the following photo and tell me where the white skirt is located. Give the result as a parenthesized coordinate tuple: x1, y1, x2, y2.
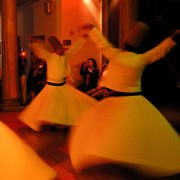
(69, 95, 180, 177)
(0, 122, 56, 180)
(18, 84, 97, 131)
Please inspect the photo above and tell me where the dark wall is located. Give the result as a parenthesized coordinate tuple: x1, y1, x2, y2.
(138, 0, 180, 104)
(108, 0, 120, 48)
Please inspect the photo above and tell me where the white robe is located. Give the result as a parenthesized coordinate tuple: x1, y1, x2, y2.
(18, 38, 97, 131)
(69, 28, 180, 177)
(0, 122, 56, 180)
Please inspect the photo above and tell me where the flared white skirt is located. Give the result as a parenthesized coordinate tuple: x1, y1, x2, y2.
(69, 95, 180, 177)
(18, 84, 97, 131)
(0, 121, 56, 180)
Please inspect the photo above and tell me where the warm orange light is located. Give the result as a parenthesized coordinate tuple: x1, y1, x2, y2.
(109, 0, 120, 14)
(83, 0, 101, 26)
(20, 51, 26, 57)
(83, 0, 90, 5)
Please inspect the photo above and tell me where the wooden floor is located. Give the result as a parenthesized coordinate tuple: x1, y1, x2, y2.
(0, 102, 180, 180)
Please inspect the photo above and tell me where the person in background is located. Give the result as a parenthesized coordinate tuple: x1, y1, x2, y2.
(69, 23, 180, 177)
(86, 61, 114, 100)
(18, 47, 27, 104)
(0, 68, 2, 99)
(27, 55, 47, 101)
(33, 59, 47, 95)
(18, 35, 97, 132)
(77, 58, 99, 92)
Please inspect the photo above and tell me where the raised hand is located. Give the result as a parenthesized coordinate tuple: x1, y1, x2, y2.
(77, 24, 94, 31)
(77, 24, 95, 38)
(171, 29, 180, 43)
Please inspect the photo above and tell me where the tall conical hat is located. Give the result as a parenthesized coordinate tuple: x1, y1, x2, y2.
(48, 36, 63, 52)
(48, 35, 74, 81)
(125, 21, 149, 48)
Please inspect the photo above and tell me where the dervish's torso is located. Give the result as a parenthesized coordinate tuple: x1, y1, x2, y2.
(99, 52, 146, 92)
(45, 53, 67, 83)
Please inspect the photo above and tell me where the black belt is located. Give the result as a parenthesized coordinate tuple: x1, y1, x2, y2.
(47, 81, 66, 86)
(111, 91, 142, 97)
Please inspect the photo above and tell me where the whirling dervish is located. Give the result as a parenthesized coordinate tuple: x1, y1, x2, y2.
(18, 35, 97, 131)
(69, 22, 180, 177)
(0, 121, 56, 180)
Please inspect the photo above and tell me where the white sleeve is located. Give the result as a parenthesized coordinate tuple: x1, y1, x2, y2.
(88, 27, 122, 61)
(141, 37, 177, 64)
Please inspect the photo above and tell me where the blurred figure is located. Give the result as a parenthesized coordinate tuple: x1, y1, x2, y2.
(18, 48, 27, 104)
(18, 35, 97, 131)
(0, 67, 2, 99)
(27, 55, 47, 101)
(77, 58, 99, 92)
(86, 61, 115, 100)
(33, 59, 47, 95)
(0, 121, 56, 180)
(86, 86, 114, 100)
(87, 22, 149, 100)
(69, 23, 180, 177)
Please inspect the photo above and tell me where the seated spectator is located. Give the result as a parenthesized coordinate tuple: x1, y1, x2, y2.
(77, 58, 99, 92)
(86, 86, 114, 100)
(86, 61, 112, 100)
